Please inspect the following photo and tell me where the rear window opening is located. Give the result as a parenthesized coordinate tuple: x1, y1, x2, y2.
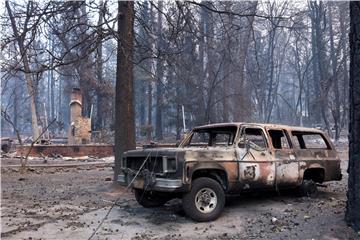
(291, 131, 331, 149)
(268, 129, 291, 149)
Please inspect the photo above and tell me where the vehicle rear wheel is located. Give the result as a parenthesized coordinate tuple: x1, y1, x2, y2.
(182, 177, 225, 222)
(298, 179, 318, 197)
(134, 189, 169, 208)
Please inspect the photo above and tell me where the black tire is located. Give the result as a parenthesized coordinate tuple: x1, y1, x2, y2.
(134, 189, 169, 208)
(298, 179, 318, 197)
(182, 177, 225, 222)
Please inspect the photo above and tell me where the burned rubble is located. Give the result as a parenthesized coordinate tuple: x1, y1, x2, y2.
(14, 88, 114, 159)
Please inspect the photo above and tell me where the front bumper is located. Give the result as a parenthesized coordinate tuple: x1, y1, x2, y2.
(117, 172, 185, 192)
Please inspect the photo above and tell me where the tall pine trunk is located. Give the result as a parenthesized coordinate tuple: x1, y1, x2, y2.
(96, 0, 105, 130)
(340, 4, 349, 129)
(114, 1, 136, 181)
(309, 2, 322, 124)
(328, 2, 341, 141)
(234, 2, 257, 122)
(155, 1, 164, 140)
(346, 1, 360, 231)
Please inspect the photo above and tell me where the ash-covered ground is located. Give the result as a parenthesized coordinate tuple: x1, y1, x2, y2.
(1, 147, 359, 240)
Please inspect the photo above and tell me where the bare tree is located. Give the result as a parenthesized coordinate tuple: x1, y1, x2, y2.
(5, 1, 42, 140)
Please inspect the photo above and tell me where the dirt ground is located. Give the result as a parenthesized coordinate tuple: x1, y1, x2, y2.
(1, 149, 359, 240)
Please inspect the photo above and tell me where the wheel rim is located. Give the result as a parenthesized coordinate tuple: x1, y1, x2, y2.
(195, 188, 217, 213)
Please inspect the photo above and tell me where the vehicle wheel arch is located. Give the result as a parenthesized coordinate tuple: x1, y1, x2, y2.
(301, 167, 325, 183)
(190, 166, 228, 191)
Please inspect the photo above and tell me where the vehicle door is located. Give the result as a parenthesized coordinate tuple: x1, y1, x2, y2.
(265, 128, 300, 187)
(236, 126, 275, 190)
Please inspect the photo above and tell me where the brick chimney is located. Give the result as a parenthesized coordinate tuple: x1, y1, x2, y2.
(69, 88, 82, 124)
(68, 88, 91, 144)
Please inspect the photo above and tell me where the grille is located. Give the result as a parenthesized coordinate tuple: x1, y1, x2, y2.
(126, 156, 163, 173)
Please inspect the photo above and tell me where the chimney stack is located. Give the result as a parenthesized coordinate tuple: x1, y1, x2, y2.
(68, 88, 91, 144)
(69, 88, 82, 124)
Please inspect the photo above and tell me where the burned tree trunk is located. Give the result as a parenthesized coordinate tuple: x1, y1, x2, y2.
(114, 1, 136, 180)
(340, 4, 349, 129)
(328, 2, 341, 141)
(155, 1, 164, 140)
(309, 2, 322, 125)
(96, 0, 105, 130)
(233, 2, 257, 122)
(346, 1, 360, 231)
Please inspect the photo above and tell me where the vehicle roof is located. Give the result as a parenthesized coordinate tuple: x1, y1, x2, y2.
(193, 122, 326, 134)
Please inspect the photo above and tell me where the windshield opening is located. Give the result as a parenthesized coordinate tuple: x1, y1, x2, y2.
(187, 126, 238, 147)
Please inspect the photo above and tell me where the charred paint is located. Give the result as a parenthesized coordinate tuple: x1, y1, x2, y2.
(120, 122, 342, 194)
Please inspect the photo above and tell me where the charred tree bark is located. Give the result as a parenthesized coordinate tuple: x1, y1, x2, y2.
(96, 0, 105, 130)
(155, 1, 164, 140)
(138, 1, 149, 128)
(221, 2, 232, 123)
(234, 2, 257, 122)
(309, 2, 322, 124)
(310, 1, 331, 134)
(340, 4, 350, 129)
(147, 81, 153, 140)
(346, 1, 360, 231)
(328, 2, 341, 141)
(195, 1, 208, 125)
(145, 3, 156, 141)
(204, 3, 215, 124)
(114, 1, 136, 180)
(13, 82, 19, 134)
(47, 30, 55, 121)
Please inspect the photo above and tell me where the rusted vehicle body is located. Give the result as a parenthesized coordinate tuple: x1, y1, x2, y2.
(118, 123, 342, 222)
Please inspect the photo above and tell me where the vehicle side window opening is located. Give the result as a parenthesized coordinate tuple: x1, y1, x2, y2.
(211, 132, 235, 146)
(243, 128, 267, 149)
(268, 129, 291, 149)
(291, 131, 331, 149)
(292, 135, 306, 149)
(188, 127, 237, 147)
(189, 131, 210, 147)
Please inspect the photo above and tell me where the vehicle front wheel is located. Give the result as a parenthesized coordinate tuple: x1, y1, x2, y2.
(298, 179, 318, 197)
(182, 177, 225, 222)
(134, 189, 169, 208)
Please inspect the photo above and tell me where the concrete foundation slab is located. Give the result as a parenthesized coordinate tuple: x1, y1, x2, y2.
(16, 144, 114, 158)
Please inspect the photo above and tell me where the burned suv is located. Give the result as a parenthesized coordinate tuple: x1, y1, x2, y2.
(118, 123, 342, 222)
